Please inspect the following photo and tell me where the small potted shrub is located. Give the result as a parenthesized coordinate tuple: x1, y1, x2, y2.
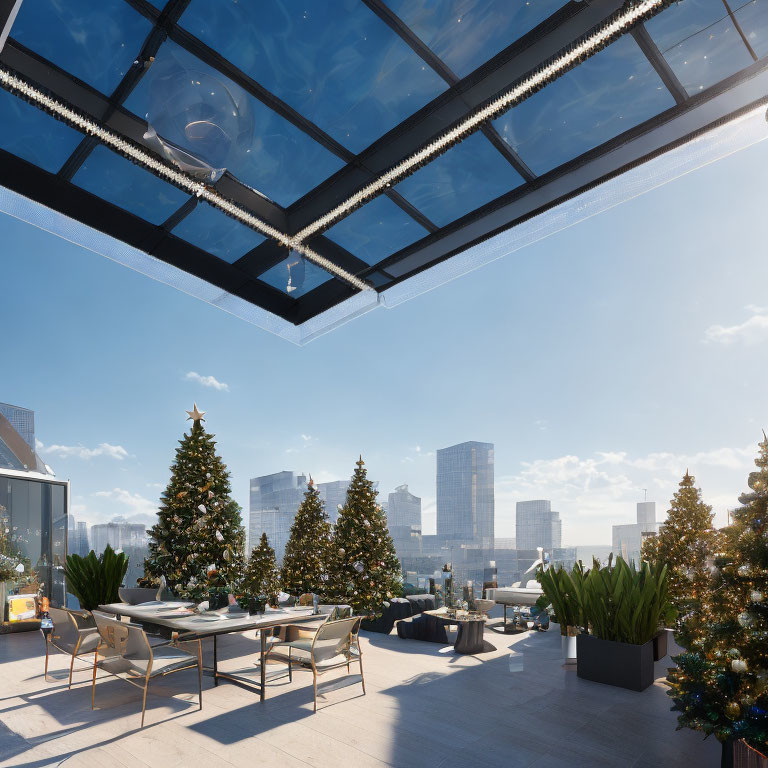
(577, 556, 674, 692)
(63, 545, 129, 611)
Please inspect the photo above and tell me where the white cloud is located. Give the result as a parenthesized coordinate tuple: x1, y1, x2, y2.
(286, 434, 317, 453)
(704, 306, 768, 345)
(495, 444, 757, 543)
(184, 371, 229, 391)
(90, 488, 158, 527)
(37, 440, 130, 461)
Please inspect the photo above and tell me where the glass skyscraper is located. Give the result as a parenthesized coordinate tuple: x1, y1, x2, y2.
(316, 479, 349, 525)
(248, 471, 308, 561)
(436, 441, 494, 549)
(516, 500, 562, 551)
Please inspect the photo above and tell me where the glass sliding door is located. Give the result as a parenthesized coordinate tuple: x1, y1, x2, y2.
(0, 472, 68, 629)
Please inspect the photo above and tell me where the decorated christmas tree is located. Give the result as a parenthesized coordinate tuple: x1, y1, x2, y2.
(667, 435, 768, 760)
(281, 478, 332, 597)
(328, 457, 401, 615)
(142, 405, 245, 599)
(244, 532, 280, 606)
(641, 471, 715, 615)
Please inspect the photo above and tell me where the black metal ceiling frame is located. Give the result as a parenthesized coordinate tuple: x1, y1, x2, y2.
(0, 0, 763, 326)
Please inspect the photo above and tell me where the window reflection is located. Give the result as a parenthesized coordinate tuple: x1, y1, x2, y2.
(646, 0, 760, 94)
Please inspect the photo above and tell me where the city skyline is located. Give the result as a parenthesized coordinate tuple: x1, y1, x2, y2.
(2, 138, 766, 546)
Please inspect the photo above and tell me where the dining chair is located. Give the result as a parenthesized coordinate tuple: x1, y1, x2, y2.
(44, 606, 100, 688)
(91, 611, 202, 728)
(267, 616, 364, 712)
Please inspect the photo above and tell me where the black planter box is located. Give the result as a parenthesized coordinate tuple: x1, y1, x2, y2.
(653, 629, 668, 661)
(577, 634, 655, 692)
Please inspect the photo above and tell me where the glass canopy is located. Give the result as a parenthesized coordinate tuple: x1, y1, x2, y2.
(0, 0, 766, 342)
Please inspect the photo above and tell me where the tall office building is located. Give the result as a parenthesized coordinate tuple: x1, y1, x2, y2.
(387, 484, 422, 559)
(436, 441, 494, 548)
(90, 517, 147, 555)
(516, 500, 562, 551)
(68, 517, 90, 557)
(316, 480, 349, 525)
(387, 484, 421, 529)
(612, 501, 659, 565)
(248, 471, 308, 561)
(0, 402, 50, 474)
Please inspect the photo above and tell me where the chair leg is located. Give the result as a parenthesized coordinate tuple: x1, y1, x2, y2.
(313, 671, 317, 713)
(359, 655, 366, 695)
(44, 642, 49, 682)
(91, 651, 98, 710)
(288, 648, 292, 682)
(68, 653, 76, 689)
(197, 640, 203, 711)
(141, 679, 149, 729)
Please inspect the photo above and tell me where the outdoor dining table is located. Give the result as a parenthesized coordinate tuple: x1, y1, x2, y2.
(97, 601, 325, 701)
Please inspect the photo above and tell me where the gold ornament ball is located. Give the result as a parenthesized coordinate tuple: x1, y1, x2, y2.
(725, 701, 741, 720)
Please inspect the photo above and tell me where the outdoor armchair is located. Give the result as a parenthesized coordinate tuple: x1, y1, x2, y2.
(91, 611, 202, 728)
(266, 616, 365, 712)
(44, 606, 100, 688)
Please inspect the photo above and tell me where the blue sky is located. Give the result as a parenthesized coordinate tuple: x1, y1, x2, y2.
(2, 137, 767, 545)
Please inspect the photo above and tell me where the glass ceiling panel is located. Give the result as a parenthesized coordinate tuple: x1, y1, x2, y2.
(72, 145, 190, 225)
(646, 0, 762, 94)
(383, 0, 568, 78)
(736, 0, 768, 57)
(171, 202, 266, 263)
(179, 0, 446, 154)
(258, 253, 332, 298)
(10, 0, 152, 95)
(324, 196, 429, 265)
(123, 41, 344, 207)
(493, 35, 676, 176)
(0, 89, 82, 173)
(394, 132, 524, 227)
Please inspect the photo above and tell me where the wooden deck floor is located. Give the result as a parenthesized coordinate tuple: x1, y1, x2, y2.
(0, 622, 720, 767)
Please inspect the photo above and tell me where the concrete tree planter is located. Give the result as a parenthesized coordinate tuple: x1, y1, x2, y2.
(576, 634, 655, 692)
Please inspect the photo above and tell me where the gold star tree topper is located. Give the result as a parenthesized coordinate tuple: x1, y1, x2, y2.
(186, 403, 206, 422)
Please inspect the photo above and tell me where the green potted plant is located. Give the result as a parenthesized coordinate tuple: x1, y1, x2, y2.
(63, 545, 129, 611)
(538, 562, 586, 663)
(577, 556, 675, 691)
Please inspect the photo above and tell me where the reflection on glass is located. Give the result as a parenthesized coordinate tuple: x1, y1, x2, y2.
(734, 0, 768, 59)
(325, 196, 428, 265)
(179, 0, 446, 153)
(72, 145, 190, 225)
(395, 132, 523, 226)
(10, 0, 152, 95)
(0, 476, 68, 621)
(258, 252, 332, 298)
(124, 41, 344, 206)
(0, 90, 83, 173)
(171, 202, 266, 263)
(646, 0, 758, 93)
(493, 36, 675, 176)
(383, 0, 568, 78)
